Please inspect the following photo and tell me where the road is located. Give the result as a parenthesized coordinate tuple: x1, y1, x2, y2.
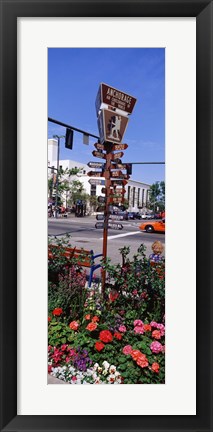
(48, 216, 165, 268)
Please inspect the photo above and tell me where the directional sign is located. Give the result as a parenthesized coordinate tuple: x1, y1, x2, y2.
(88, 161, 105, 169)
(87, 171, 104, 177)
(112, 163, 128, 170)
(92, 150, 106, 159)
(97, 196, 106, 203)
(88, 179, 105, 185)
(112, 158, 122, 164)
(110, 170, 123, 178)
(110, 189, 126, 195)
(109, 197, 124, 204)
(94, 142, 105, 151)
(109, 215, 124, 221)
(110, 173, 130, 180)
(112, 143, 128, 151)
(111, 179, 128, 186)
(96, 214, 105, 221)
(95, 83, 137, 115)
(97, 109, 129, 144)
(111, 152, 124, 160)
(95, 222, 105, 229)
(108, 222, 123, 230)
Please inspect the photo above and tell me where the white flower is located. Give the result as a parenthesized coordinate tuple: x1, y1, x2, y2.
(102, 369, 108, 376)
(97, 367, 102, 374)
(93, 363, 99, 371)
(102, 361, 110, 370)
(109, 365, 116, 374)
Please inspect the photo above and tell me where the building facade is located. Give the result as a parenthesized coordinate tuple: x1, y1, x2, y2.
(48, 139, 150, 213)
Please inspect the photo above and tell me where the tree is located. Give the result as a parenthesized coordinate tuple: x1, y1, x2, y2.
(48, 167, 81, 207)
(148, 181, 165, 212)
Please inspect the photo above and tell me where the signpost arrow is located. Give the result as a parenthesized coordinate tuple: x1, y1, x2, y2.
(109, 215, 124, 221)
(92, 150, 106, 159)
(110, 189, 126, 195)
(110, 170, 123, 178)
(96, 214, 105, 221)
(111, 152, 124, 160)
(88, 161, 105, 169)
(110, 179, 128, 186)
(112, 163, 128, 170)
(108, 197, 124, 204)
(108, 222, 123, 230)
(88, 179, 104, 185)
(110, 173, 130, 180)
(95, 222, 105, 229)
(94, 142, 105, 151)
(112, 143, 128, 151)
(87, 171, 104, 177)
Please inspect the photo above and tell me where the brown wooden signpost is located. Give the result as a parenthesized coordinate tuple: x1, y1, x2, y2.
(93, 83, 136, 293)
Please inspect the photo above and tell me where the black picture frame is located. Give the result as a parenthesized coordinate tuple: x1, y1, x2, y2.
(0, 1, 212, 431)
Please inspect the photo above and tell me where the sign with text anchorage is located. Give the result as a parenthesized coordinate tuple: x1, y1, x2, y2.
(97, 109, 129, 144)
(95, 82, 137, 115)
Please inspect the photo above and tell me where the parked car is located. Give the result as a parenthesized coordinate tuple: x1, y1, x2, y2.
(127, 212, 142, 220)
(139, 218, 165, 233)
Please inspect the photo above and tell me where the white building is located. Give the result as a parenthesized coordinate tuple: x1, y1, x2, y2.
(48, 138, 150, 212)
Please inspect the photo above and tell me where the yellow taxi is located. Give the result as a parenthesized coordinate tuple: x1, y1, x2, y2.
(139, 218, 165, 233)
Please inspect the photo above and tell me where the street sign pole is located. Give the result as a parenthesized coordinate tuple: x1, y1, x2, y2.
(101, 142, 113, 292)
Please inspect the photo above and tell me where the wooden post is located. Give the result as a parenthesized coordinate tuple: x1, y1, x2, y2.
(101, 142, 113, 294)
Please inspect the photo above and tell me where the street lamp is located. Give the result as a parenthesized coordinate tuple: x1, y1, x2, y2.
(53, 135, 65, 218)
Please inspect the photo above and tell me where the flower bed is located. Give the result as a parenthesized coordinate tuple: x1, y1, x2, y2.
(48, 240, 165, 384)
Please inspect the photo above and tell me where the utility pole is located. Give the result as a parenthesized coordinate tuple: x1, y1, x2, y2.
(53, 135, 64, 218)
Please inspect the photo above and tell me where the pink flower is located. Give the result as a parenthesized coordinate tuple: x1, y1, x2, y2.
(156, 323, 165, 336)
(132, 290, 138, 296)
(150, 341, 163, 354)
(134, 326, 144, 334)
(123, 345, 132, 355)
(72, 376, 77, 381)
(150, 321, 158, 328)
(134, 319, 143, 327)
(119, 325, 127, 333)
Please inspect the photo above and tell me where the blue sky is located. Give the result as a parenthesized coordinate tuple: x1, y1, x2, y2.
(48, 48, 165, 185)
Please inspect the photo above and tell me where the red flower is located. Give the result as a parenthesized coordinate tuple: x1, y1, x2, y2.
(99, 330, 113, 343)
(48, 316, 51, 322)
(114, 332, 122, 340)
(143, 324, 151, 332)
(86, 322, 97, 331)
(69, 321, 79, 331)
(92, 315, 99, 322)
(52, 307, 63, 316)
(152, 330, 161, 340)
(95, 341, 105, 351)
(85, 314, 91, 320)
(151, 362, 160, 373)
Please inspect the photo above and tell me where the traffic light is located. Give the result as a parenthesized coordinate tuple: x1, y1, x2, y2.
(65, 128, 74, 150)
(126, 163, 132, 175)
